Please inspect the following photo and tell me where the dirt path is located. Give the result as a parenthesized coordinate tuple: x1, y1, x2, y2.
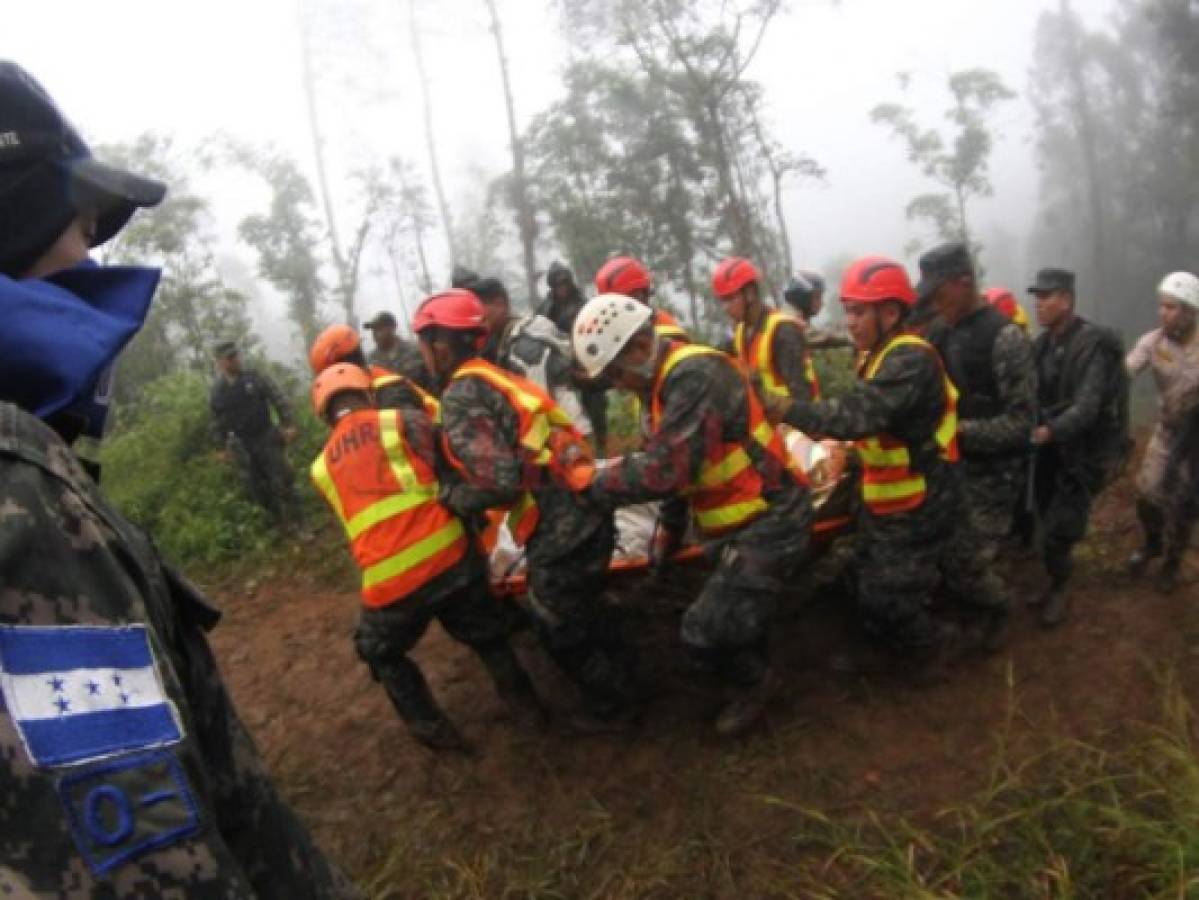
(208, 471, 1198, 896)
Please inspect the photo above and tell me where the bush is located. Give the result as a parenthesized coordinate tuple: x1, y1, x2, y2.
(102, 370, 327, 572)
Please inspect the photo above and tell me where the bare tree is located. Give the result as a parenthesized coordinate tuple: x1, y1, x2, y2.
(483, 0, 539, 301)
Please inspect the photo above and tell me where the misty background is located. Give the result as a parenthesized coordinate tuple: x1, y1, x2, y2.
(5, 0, 1190, 396)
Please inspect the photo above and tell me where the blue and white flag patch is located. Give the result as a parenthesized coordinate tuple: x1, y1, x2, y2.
(0, 625, 183, 768)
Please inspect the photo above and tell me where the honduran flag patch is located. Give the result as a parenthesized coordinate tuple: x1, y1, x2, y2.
(0, 625, 183, 768)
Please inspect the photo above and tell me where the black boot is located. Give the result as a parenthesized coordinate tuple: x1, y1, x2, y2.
(475, 641, 548, 729)
(1128, 499, 1165, 576)
(1039, 581, 1071, 628)
(377, 657, 473, 753)
(715, 667, 782, 736)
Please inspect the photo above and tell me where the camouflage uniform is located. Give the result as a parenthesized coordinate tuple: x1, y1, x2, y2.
(438, 366, 635, 717)
(0, 402, 359, 898)
(537, 285, 608, 453)
(1032, 316, 1127, 587)
(209, 369, 300, 528)
(591, 351, 811, 688)
(928, 306, 1037, 559)
(739, 311, 818, 402)
(781, 337, 1006, 652)
(367, 339, 429, 391)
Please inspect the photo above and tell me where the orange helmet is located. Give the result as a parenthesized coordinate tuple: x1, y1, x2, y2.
(594, 256, 651, 295)
(309, 323, 361, 374)
(411, 289, 487, 335)
(311, 363, 372, 418)
(711, 257, 761, 298)
(839, 256, 916, 306)
(983, 287, 1016, 318)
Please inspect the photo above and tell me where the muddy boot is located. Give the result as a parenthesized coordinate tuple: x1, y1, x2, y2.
(1039, 582, 1071, 628)
(714, 667, 782, 737)
(1128, 500, 1165, 576)
(476, 642, 549, 730)
(407, 717, 474, 754)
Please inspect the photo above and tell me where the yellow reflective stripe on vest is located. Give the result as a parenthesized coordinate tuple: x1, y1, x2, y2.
(379, 409, 420, 493)
(863, 333, 928, 378)
(696, 446, 752, 489)
(752, 420, 775, 449)
(862, 476, 926, 503)
(694, 497, 767, 532)
(857, 441, 911, 467)
(310, 454, 345, 522)
(935, 380, 960, 450)
(344, 493, 437, 541)
(361, 518, 465, 590)
(660, 342, 722, 380)
(508, 491, 537, 531)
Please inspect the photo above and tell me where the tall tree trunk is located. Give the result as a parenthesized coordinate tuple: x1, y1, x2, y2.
(1059, 0, 1108, 318)
(410, 212, 433, 294)
(296, 0, 353, 322)
(385, 244, 412, 333)
(408, 0, 457, 268)
(484, 0, 538, 302)
(706, 99, 756, 258)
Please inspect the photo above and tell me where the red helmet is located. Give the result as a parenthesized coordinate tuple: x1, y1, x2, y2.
(711, 257, 761, 298)
(411, 289, 486, 335)
(311, 363, 372, 418)
(983, 287, 1017, 319)
(839, 256, 916, 306)
(594, 256, 651, 295)
(309, 323, 361, 375)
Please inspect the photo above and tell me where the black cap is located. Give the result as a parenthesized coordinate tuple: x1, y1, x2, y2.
(450, 264, 480, 290)
(0, 62, 167, 276)
(1027, 268, 1075, 295)
(213, 341, 238, 358)
(546, 260, 573, 287)
(363, 311, 397, 329)
(916, 242, 975, 300)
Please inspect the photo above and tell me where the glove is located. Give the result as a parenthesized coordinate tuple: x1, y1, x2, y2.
(648, 523, 684, 579)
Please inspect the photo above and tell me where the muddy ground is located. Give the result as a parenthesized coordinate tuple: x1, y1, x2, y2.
(210, 468, 1198, 897)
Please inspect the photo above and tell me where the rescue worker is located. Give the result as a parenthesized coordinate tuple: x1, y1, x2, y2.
(472, 275, 594, 439)
(1125, 271, 1199, 591)
(920, 243, 1035, 586)
(363, 310, 429, 389)
(0, 61, 357, 897)
(983, 287, 1032, 336)
(572, 294, 812, 735)
(761, 257, 1005, 663)
(713, 256, 820, 405)
(413, 290, 638, 730)
(538, 261, 609, 452)
(210, 340, 304, 532)
(783, 271, 826, 325)
(308, 322, 439, 417)
(1030, 268, 1130, 625)
(309, 365, 542, 752)
(594, 255, 689, 342)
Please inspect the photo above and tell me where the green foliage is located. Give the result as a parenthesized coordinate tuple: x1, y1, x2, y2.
(812, 347, 857, 400)
(101, 371, 326, 572)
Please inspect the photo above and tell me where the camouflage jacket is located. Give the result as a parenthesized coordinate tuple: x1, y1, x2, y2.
(368, 339, 429, 390)
(592, 350, 805, 535)
(438, 364, 607, 563)
(927, 309, 1037, 458)
(209, 369, 292, 445)
(738, 311, 815, 402)
(1033, 316, 1125, 454)
(535, 288, 586, 336)
(0, 403, 359, 899)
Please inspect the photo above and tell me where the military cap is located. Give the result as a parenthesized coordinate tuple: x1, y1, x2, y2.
(916, 242, 975, 300)
(212, 340, 238, 358)
(1027, 268, 1075, 295)
(363, 311, 397, 329)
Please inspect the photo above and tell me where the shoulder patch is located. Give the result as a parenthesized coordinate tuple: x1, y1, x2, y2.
(0, 625, 183, 768)
(58, 750, 201, 875)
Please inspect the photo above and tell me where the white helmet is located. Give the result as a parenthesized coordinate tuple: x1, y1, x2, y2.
(1157, 271, 1199, 310)
(573, 293, 653, 377)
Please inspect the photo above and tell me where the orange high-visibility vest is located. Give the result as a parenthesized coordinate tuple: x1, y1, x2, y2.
(443, 358, 595, 546)
(653, 309, 689, 342)
(854, 333, 959, 516)
(734, 310, 821, 401)
(369, 365, 440, 419)
(311, 408, 467, 607)
(650, 343, 805, 537)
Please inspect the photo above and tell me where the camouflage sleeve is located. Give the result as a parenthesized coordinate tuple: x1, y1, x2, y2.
(439, 377, 525, 515)
(593, 359, 723, 503)
(781, 345, 933, 440)
(258, 372, 294, 428)
(772, 319, 814, 401)
(396, 342, 432, 391)
(1046, 342, 1109, 444)
(959, 324, 1036, 455)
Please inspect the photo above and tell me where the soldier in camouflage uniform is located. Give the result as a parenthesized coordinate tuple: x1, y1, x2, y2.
(572, 294, 811, 736)
(764, 257, 1007, 662)
(308, 322, 439, 416)
(413, 290, 638, 731)
(362, 310, 429, 390)
(209, 342, 303, 531)
(920, 243, 1035, 589)
(1030, 268, 1130, 625)
(0, 61, 357, 898)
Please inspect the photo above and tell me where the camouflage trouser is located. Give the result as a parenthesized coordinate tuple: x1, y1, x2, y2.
(1033, 448, 1100, 585)
(354, 560, 523, 727)
(525, 517, 637, 715)
(681, 488, 810, 687)
(961, 458, 1023, 562)
(231, 430, 300, 527)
